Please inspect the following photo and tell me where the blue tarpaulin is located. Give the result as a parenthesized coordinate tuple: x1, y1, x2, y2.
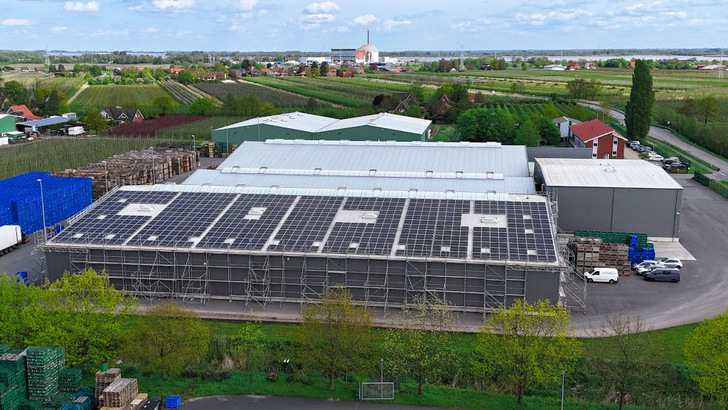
(22, 117, 70, 127)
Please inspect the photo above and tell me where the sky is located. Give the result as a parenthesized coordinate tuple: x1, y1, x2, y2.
(1, 0, 727, 52)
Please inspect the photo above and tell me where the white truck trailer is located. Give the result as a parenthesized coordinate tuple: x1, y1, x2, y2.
(67, 126, 85, 136)
(0, 225, 27, 255)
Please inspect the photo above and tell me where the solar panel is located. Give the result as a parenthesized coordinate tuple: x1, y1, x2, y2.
(269, 196, 342, 252)
(323, 197, 404, 255)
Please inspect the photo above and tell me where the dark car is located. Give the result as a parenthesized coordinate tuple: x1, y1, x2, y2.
(644, 267, 680, 283)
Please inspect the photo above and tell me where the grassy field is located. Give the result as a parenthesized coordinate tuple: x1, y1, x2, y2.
(159, 79, 200, 105)
(0, 136, 175, 179)
(69, 84, 170, 113)
(2, 72, 86, 100)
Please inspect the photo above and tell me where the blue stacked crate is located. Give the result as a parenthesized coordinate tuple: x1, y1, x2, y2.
(165, 395, 181, 409)
(0, 172, 92, 234)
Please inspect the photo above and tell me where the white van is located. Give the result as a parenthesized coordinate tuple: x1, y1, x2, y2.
(583, 267, 619, 284)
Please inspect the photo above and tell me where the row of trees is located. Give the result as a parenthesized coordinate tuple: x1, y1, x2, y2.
(0, 80, 69, 116)
(457, 105, 562, 146)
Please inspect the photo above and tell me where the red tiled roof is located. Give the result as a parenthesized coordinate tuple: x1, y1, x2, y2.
(10, 105, 41, 120)
(569, 119, 616, 143)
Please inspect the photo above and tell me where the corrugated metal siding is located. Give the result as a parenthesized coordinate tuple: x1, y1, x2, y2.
(536, 158, 683, 189)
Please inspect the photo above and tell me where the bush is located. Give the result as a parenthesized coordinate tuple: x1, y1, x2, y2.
(289, 370, 313, 385)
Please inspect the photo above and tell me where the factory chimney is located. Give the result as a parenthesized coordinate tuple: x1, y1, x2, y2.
(367, 30, 370, 44)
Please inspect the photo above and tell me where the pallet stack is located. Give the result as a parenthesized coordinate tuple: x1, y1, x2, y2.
(53, 146, 199, 199)
(102, 378, 138, 409)
(0, 351, 27, 410)
(94, 368, 121, 404)
(25, 347, 64, 402)
(569, 237, 631, 276)
(58, 368, 82, 393)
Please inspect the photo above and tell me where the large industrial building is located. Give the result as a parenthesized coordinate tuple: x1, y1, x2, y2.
(211, 112, 432, 149)
(535, 158, 683, 239)
(42, 141, 580, 313)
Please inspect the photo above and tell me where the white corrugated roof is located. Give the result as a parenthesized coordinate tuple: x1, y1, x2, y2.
(214, 112, 431, 136)
(215, 112, 337, 133)
(219, 140, 531, 177)
(316, 113, 431, 135)
(536, 158, 683, 189)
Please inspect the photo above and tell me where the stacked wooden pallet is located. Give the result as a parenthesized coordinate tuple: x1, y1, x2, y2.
(94, 368, 121, 403)
(569, 238, 631, 275)
(102, 378, 138, 408)
(53, 146, 199, 199)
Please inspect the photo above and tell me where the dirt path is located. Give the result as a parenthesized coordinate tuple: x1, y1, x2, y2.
(66, 83, 89, 104)
(238, 79, 343, 108)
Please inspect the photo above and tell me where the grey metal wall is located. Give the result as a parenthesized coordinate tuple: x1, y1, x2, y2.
(526, 147, 592, 163)
(44, 248, 561, 312)
(551, 186, 682, 238)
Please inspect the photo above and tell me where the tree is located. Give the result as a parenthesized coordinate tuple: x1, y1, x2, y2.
(457, 108, 516, 144)
(0, 273, 41, 348)
(122, 300, 210, 377)
(625, 59, 654, 140)
(514, 119, 540, 147)
(233, 321, 264, 383)
(33, 269, 137, 368)
(188, 97, 214, 115)
(83, 110, 108, 133)
(600, 100, 611, 122)
(695, 95, 719, 125)
(566, 79, 603, 100)
(152, 94, 175, 115)
(383, 295, 455, 395)
(177, 69, 195, 85)
(238, 94, 260, 116)
(588, 312, 658, 410)
(3, 80, 30, 106)
(538, 116, 561, 145)
(221, 93, 238, 116)
(258, 103, 276, 116)
(542, 102, 559, 119)
(498, 59, 507, 70)
(88, 65, 103, 77)
(475, 299, 581, 405)
(572, 104, 588, 121)
(295, 287, 373, 391)
(684, 308, 728, 405)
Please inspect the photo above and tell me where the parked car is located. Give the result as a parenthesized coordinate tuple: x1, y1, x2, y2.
(644, 267, 680, 282)
(584, 267, 619, 284)
(663, 157, 680, 164)
(658, 258, 683, 269)
(629, 141, 641, 150)
(637, 262, 665, 275)
(648, 153, 664, 162)
(632, 259, 657, 270)
(663, 162, 685, 171)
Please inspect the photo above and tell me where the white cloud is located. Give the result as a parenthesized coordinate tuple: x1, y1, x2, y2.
(153, 0, 194, 10)
(237, 0, 257, 11)
(453, 18, 489, 32)
(63, 1, 99, 12)
(53, 26, 68, 32)
(354, 14, 376, 25)
(145, 27, 159, 33)
(625, 3, 644, 11)
(304, 1, 339, 14)
(298, 13, 335, 28)
(382, 19, 411, 30)
(666, 11, 688, 18)
(1, 18, 32, 26)
(519, 9, 593, 25)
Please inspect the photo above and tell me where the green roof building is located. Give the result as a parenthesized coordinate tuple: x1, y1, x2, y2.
(0, 114, 17, 135)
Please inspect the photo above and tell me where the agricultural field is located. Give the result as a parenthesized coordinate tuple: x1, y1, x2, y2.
(2, 72, 86, 100)
(195, 81, 311, 107)
(155, 116, 250, 140)
(245, 76, 429, 108)
(0, 136, 175, 180)
(159, 79, 200, 105)
(106, 115, 209, 137)
(69, 84, 171, 113)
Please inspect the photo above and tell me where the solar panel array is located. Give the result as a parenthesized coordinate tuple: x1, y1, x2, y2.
(51, 190, 557, 263)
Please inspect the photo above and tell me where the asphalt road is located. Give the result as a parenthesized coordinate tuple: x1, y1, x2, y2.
(181, 395, 452, 410)
(571, 173, 728, 333)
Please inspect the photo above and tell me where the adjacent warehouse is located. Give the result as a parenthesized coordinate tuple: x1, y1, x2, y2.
(0, 172, 92, 234)
(183, 140, 537, 194)
(211, 112, 431, 148)
(43, 185, 564, 313)
(535, 158, 683, 239)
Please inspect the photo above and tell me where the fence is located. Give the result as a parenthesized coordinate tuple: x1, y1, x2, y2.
(709, 179, 728, 199)
(693, 171, 711, 186)
(359, 382, 395, 400)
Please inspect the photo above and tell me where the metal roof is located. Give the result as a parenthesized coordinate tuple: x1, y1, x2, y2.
(181, 169, 537, 195)
(536, 158, 683, 189)
(21, 117, 70, 127)
(214, 112, 431, 136)
(218, 140, 531, 177)
(316, 113, 431, 135)
(216, 112, 337, 133)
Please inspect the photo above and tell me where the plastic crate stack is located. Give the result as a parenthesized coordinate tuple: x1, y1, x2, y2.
(0, 172, 92, 234)
(94, 369, 121, 405)
(628, 235, 656, 264)
(25, 347, 65, 402)
(58, 370, 81, 393)
(0, 349, 28, 410)
(574, 230, 648, 248)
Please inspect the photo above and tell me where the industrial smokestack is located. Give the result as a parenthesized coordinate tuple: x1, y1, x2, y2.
(367, 30, 370, 44)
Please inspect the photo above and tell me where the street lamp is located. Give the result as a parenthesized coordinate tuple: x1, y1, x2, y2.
(102, 160, 108, 194)
(37, 178, 47, 242)
(561, 370, 565, 410)
(191, 134, 196, 150)
(149, 146, 155, 184)
(380, 358, 384, 383)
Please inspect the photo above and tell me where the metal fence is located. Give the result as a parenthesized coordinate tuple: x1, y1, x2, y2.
(359, 382, 395, 401)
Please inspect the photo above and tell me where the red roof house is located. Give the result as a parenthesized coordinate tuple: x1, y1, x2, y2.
(567, 62, 581, 70)
(569, 119, 627, 159)
(170, 68, 185, 74)
(8, 105, 41, 121)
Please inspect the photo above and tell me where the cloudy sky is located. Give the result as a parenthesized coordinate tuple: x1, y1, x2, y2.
(1, 0, 726, 52)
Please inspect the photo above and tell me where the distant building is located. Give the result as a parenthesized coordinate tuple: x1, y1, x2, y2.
(7, 105, 41, 121)
(100, 107, 144, 124)
(553, 116, 580, 142)
(543, 64, 565, 71)
(567, 62, 581, 70)
(355, 30, 380, 64)
(331, 48, 357, 64)
(585, 62, 597, 70)
(170, 68, 185, 74)
(568, 119, 626, 159)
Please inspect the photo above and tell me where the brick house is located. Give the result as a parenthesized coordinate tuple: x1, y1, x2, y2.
(569, 119, 627, 159)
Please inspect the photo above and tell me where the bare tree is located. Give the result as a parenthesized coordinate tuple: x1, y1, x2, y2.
(588, 311, 658, 410)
